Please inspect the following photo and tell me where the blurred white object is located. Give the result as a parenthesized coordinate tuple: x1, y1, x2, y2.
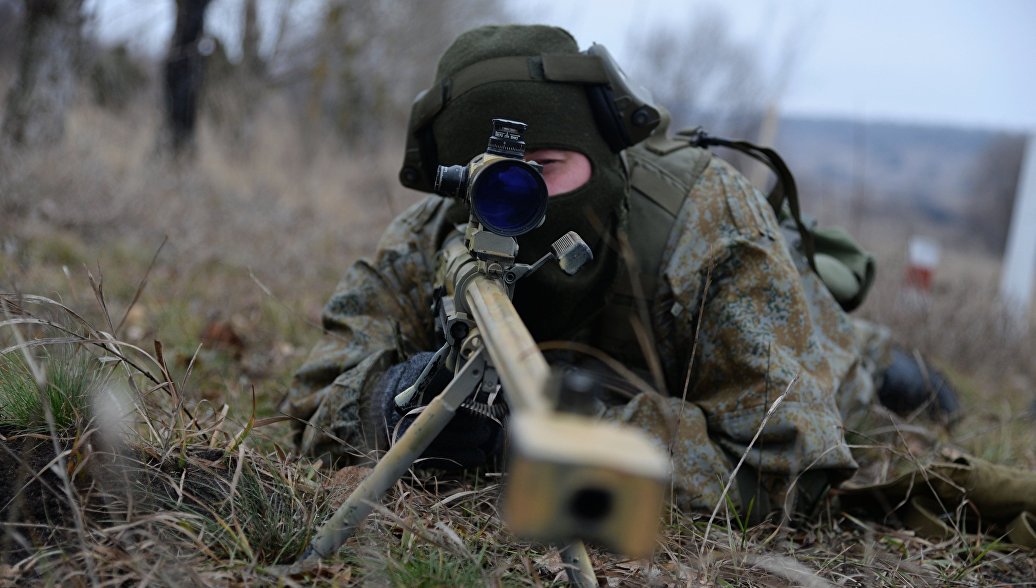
(1000, 135, 1036, 317)
(905, 236, 940, 292)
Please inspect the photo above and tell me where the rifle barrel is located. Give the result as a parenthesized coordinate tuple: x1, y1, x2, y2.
(464, 274, 551, 415)
(439, 231, 668, 559)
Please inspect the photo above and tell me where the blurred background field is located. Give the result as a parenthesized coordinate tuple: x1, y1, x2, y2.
(1, 0, 1035, 585)
(2, 0, 1031, 447)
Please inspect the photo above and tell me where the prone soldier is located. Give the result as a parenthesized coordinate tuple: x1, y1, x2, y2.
(282, 24, 945, 522)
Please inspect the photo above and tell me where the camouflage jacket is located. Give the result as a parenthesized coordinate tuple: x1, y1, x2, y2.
(284, 146, 873, 515)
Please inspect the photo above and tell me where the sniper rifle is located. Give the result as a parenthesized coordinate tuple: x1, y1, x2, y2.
(302, 119, 670, 586)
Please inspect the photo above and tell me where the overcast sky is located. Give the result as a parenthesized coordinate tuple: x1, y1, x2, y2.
(86, 0, 1036, 132)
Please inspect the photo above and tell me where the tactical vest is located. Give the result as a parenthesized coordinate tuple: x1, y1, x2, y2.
(596, 130, 876, 379)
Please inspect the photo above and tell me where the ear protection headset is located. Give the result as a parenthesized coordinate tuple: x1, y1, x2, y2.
(399, 44, 663, 193)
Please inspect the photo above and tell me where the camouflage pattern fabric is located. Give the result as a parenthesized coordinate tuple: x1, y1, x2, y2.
(283, 150, 876, 517)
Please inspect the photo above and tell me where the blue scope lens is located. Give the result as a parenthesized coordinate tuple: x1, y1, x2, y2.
(469, 160, 548, 237)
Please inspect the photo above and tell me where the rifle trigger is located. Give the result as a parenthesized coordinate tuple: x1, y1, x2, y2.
(486, 386, 501, 407)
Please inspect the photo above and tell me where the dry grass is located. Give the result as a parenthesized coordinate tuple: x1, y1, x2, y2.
(857, 248, 1036, 471)
(0, 290, 345, 584)
(1, 88, 1035, 586)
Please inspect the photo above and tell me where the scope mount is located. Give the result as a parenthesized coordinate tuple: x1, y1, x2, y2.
(462, 225, 593, 299)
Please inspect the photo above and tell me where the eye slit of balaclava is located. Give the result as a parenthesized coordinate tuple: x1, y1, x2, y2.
(524, 146, 595, 199)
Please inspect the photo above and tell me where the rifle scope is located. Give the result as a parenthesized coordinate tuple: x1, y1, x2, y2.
(434, 119, 548, 237)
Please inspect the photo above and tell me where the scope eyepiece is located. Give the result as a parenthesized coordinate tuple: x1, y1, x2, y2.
(434, 164, 467, 199)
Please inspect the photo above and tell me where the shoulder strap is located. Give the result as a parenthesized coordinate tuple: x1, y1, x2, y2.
(622, 139, 712, 300)
(678, 128, 818, 274)
(594, 139, 710, 371)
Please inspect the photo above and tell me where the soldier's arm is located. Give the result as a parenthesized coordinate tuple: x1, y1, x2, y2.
(282, 196, 463, 463)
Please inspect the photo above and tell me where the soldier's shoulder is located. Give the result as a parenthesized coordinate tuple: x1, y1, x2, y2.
(625, 139, 778, 246)
(682, 155, 780, 242)
(643, 145, 787, 302)
(625, 140, 713, 207)
(625, 139, 770, 223)
(376, 194, 466, 251)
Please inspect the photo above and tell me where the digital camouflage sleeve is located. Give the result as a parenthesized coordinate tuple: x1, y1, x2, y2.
(284, 152, 875, 517)
(609, 153, 873, 515)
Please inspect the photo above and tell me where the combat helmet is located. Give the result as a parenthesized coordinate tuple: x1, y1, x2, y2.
(399, 25, 663, 192)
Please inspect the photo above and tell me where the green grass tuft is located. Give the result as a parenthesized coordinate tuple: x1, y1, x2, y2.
(381, 544, 490, 587)
(0, 346, 98, 434)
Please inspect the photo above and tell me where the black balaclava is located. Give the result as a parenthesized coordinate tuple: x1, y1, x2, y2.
(427, 25, 627, 341)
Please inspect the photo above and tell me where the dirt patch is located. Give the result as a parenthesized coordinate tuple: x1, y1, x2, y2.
(325, 465, 372, 509)
(0, 428, 233, 565)
(0, 429, 76, 563)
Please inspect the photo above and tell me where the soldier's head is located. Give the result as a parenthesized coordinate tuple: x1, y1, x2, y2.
(399, 25, 663, 201)
(402, 25, 664, 339)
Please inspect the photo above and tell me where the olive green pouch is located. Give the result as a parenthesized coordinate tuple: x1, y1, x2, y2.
(812, 226, 876, 312)
(838, 454, 1036, 548)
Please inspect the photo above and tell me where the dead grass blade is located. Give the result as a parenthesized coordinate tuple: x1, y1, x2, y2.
(114, 236, 167, 337)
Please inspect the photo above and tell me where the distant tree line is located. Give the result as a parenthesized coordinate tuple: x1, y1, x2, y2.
(0, 0, 509, 156)
(0, 0, 783, 155)
(0, 0, 1027, 255)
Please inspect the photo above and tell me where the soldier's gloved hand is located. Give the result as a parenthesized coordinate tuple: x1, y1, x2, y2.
(374, 351, 506, 470)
